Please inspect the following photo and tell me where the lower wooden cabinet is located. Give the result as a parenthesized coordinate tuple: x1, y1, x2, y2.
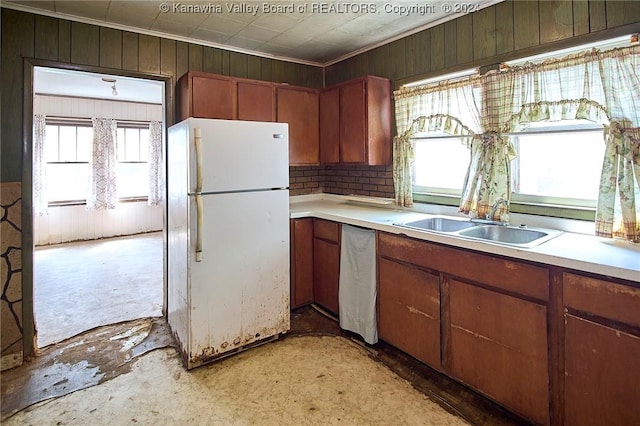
(313, 220, 340, 315)
(290, 219, 314, 309)
(446, 278, 549, 425)
(378, 257, 440, 368)
(564, 314, 640, 425)
(562, 272, 640, 425)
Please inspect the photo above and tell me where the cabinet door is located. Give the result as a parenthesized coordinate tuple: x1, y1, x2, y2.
(447, 279, 549, 425)
(319, 86, 340, 164)
(191, 75, 234, 119)
(339, 80, 367, 163)
(313, 238, 340, 315)
(290, 219, 314, 309)
(564, 314, 640, 425)
(276, 86, 319, 165)
(238, 81, 275, 122)
(378, 257, 441, 368)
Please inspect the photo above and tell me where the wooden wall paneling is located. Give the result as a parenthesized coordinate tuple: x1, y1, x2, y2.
(188, 43, 203, 72)
(260, 57, 273, 81)
(139, 34, 160, 74)
(589, 0, 607, 32)
(1, 9, 34, 182)
(387, 39, 407, 81)
(606, 0, 640, 28)
(430, 26, 445, 72)
(122, 31, 139, 71)
(495, 0, 514, 55)
(99, 27, 122, 69)
(246, 55, 262, 80)
(202, 46, 222, 74)
(539, 0, 574, 44)
(175, 41, 189, 79)
(160, 38, 177, 78)
(573, 0, 590, 36)
(35, 15, 59, 61)
(444, 20, 458, 68)
(411, 30, 431, 79)
(371, 43, 396, 79)
(58, 19, 71, 63)
(271, 60, 286, 83)
(456, 13, 474, 64)
(513, 1, 540, 50)
(70, 22, 99, 66)
(220, 49, 230, 75)
(228, 52, 249, 79)
(472, 6, 497, 61)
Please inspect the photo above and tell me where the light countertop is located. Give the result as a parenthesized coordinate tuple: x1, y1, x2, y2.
(290, 194, 640, 283)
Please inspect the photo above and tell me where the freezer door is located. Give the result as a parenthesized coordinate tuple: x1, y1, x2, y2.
(186, 118, 289, 193)
(187, 189, 290, 368)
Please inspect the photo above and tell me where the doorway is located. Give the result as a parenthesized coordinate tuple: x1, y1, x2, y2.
(32, 66, 167, 349)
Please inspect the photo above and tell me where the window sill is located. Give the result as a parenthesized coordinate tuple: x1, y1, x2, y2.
(47, 197, 151, 207)
(412, 192, 596, 222)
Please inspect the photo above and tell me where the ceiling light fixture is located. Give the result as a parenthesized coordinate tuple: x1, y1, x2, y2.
(102, 77, 118, 96)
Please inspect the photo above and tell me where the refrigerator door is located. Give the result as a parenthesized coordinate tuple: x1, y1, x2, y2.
(187, 189, 290, 368)
(186, 118, 289, 193)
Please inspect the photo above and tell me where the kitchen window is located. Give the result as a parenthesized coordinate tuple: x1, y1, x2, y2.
(411, 120, 606, 218)
(44, 121, 151, 204)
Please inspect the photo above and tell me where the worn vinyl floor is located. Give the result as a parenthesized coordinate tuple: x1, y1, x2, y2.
(34, 232, 163, 347)
(1, 308, 526, 425)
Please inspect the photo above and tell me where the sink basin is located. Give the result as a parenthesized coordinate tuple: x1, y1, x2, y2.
(397, 217, 479, 233)
(458, 225, 562, 247)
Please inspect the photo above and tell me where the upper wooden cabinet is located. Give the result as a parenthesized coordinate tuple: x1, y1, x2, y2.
(237, 80, 275, 122)
(177, 72, 235, 121)
(176, 72, 275, 122)
(276, 85, 320, 166)
(320, 76, 392, 165)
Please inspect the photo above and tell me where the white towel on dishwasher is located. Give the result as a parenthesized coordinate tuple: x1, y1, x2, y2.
(339, 224, 378, 344)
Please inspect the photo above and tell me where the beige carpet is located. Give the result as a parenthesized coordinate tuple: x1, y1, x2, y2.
(34, 232, 163, 348)
(4, 335, 468, 425)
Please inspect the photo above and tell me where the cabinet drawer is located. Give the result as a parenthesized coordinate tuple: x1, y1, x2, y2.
(378, 233, 549, 301)
(314, 219, 340, 243)
(563, 273, 640, 327)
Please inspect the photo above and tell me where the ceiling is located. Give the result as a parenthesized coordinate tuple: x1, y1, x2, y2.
(5, 0, 499, 65)
(34, 67, 165, 104)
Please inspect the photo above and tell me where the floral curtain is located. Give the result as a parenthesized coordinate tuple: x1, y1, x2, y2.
(594, 48, 640, 241)
(147, 121, 163, 206)
(394, 44, 640, 241)
(393, 78, 482, 207)
(496, 47, 640, 241)
(33, 114, 48, 216)
(87, 118, 118, 210)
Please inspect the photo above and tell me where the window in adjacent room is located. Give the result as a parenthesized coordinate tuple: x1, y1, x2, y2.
(116, 125, 150, 199)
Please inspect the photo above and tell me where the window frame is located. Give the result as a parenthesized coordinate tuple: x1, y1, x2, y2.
(411, 122, 605, 221)
(43, 119, 152, 206)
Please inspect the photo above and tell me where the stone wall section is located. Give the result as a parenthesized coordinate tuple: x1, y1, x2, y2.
(1, 182, 23, 370)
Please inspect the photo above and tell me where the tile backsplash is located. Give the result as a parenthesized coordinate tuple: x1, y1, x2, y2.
(289, 165, 394, 198)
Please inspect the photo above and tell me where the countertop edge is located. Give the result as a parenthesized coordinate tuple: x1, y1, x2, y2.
(290, 199, 640, 284)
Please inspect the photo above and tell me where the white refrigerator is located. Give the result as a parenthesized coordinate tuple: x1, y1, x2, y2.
(167, 118, 290, 370)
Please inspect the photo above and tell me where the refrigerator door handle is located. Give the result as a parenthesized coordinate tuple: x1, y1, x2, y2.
(194, 127, 203, 194)
(195, 194, 204, 262)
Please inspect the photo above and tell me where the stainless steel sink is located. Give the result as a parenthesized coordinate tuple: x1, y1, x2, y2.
(458, 225, 562, 248)
(394, 216, 562, 248)
(396, 217, 479, 233)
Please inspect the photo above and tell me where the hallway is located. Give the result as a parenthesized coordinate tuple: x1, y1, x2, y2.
(34, 232, 163, 348)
